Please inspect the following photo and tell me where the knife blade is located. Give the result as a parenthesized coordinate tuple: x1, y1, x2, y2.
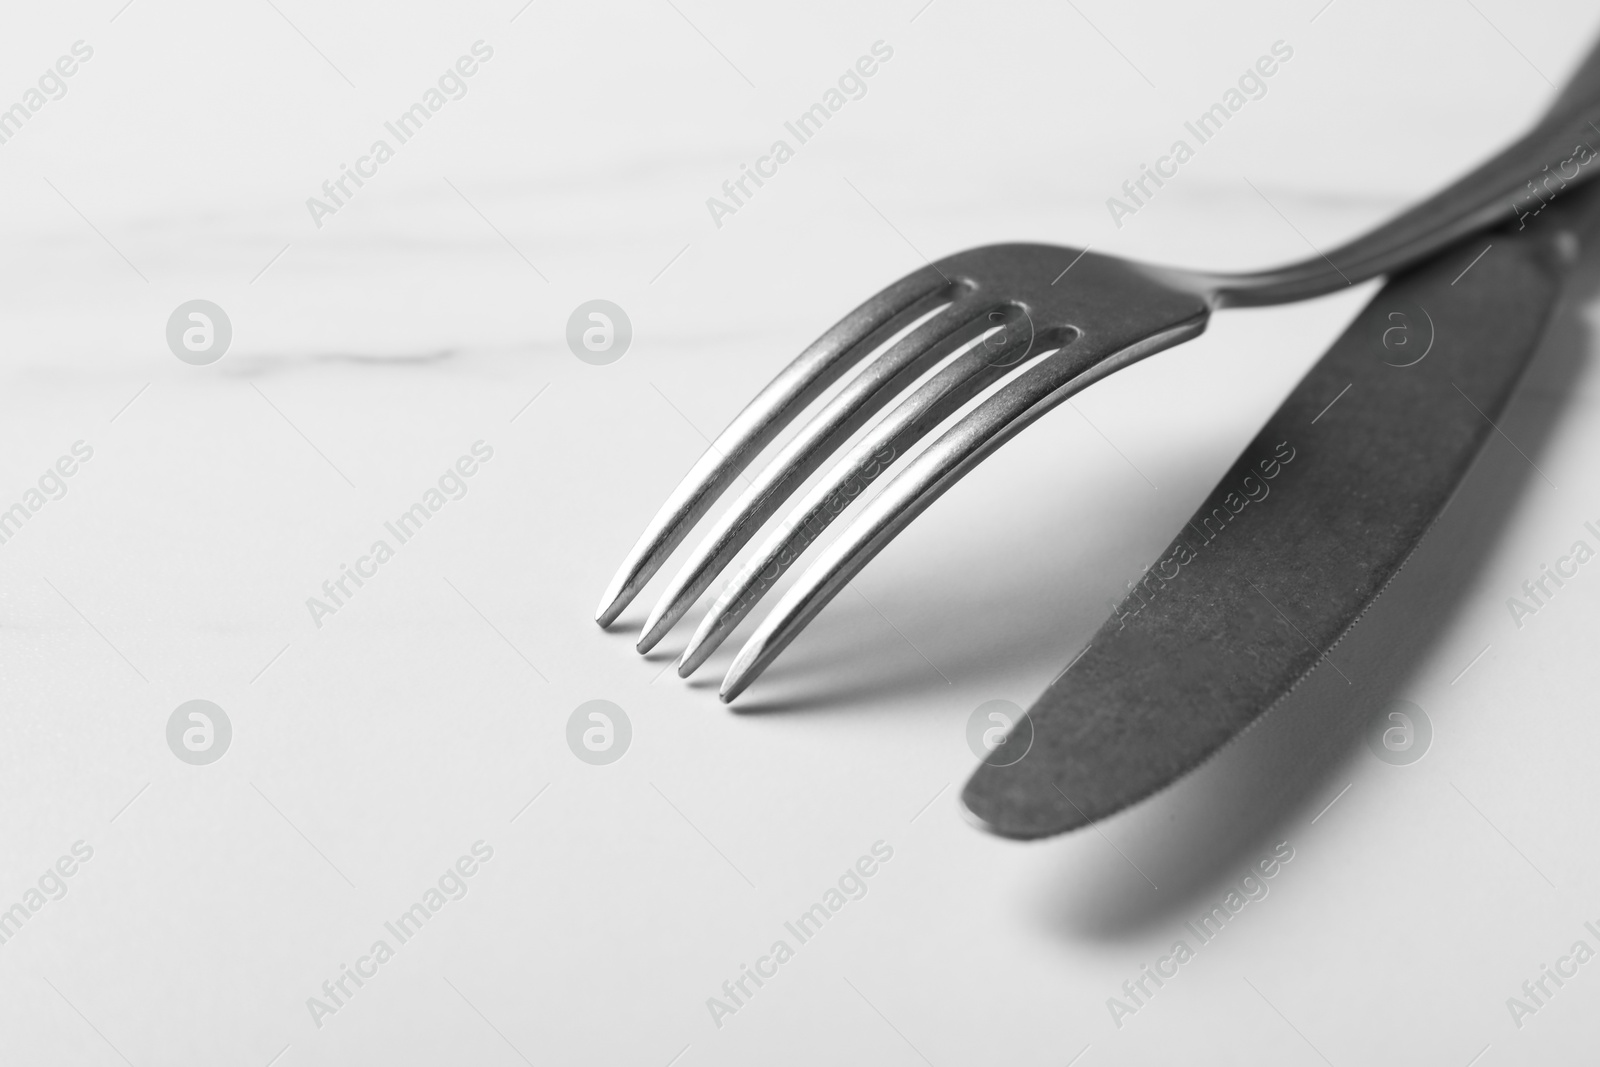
(961, 180, 1600, 840)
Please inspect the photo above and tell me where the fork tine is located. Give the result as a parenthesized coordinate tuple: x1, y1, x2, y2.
(677, 307, 1061, 676)
(717, 315, 1207, 701)
(594, 266, 953, 627)
(634, 297, 1007, 653)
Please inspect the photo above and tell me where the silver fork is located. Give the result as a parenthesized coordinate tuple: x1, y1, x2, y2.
(597, 89, 1600, 701)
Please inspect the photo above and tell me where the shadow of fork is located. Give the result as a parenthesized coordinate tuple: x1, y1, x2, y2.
(671, 413, 1260, 717)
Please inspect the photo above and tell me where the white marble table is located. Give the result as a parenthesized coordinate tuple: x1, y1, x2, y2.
(4, 1, 1600, 1063)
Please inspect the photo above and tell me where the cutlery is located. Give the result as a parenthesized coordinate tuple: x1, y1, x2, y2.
(958, 40, 1600, 837)
(963, 177, 1600, 837)
(597, 48, 1600, 704)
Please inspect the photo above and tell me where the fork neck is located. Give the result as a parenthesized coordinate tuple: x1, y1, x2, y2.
(1205, 99, 1600, 308)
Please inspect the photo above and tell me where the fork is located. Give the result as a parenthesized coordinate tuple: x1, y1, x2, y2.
(597, 83, 1600, 701)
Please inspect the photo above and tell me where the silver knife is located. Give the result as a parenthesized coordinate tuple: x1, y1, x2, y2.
(962, 164, 1600, 840)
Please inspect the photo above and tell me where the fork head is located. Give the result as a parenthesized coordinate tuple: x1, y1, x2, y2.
(599, 242, 1212, 699)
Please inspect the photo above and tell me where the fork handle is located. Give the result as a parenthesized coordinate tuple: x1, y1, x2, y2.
(1213, 38, 1600, 307)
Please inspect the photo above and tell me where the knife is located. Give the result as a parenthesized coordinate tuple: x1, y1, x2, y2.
(961, 166, 1600, 840)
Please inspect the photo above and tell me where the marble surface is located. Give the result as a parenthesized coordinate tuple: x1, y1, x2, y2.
(5, 1, 1600, 1063)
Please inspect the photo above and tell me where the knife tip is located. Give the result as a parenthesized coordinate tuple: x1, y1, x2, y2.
(959, 760, 1106, 840)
